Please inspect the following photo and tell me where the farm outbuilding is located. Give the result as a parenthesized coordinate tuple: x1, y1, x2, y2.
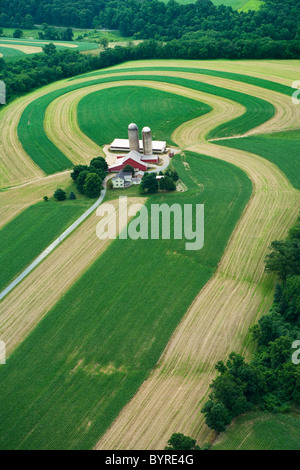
(108, 151, 148, 173)
(110, 138, 166, 154)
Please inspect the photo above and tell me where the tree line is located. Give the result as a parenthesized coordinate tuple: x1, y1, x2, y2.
(201, 215, 300, 433)
(1, 0, 299, 45)
(1, 34, 299, 104)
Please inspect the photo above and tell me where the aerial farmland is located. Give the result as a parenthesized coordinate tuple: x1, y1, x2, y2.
(0, 0, 299, 454)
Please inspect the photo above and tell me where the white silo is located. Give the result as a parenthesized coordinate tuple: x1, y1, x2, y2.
(128, 123, 140, 152)
(142, 126, 152, 155)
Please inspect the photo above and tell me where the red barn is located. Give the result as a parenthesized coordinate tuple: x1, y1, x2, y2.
(108, 151, 148, 173)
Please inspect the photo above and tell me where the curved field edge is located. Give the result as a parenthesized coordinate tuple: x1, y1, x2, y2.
(0, 60, 298, 450)
(0, 199, 92, 292)
(71, 65, 292, 96)
(77, 86, 211, 147)
(96, 150, 299, 449)
(214, 130, 300, 190)
(0, 153, 252, 450)
(17, 72, 275, 174)
(44, 80, 242, 166)
(1, 60, 295, 188)
(212, 410, 300, 450)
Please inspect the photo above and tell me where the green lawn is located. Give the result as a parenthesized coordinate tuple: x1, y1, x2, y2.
(212, 410, 300, 450)
(216, 130, 300, 190)
(77, 86, 211, 146)
(0, 151, 252, 449)
(0, 197, 90, 292)
(18, 70, 275, 174)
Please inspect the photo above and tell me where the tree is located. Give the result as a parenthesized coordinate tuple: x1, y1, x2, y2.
(159, 175, 176, 191)
(90, 156, 108, 172)
(140, 173, 158, 194)
(43, 196, 49, 202)
(43, 43, 57, 55)
(201, 400, 231, 433)
(76, 170, 89, 194)
(24, 14, 34, 29)
(165, 433, 200, 450)
(265, 239, 300, 282)
(123, 164, 135, 176)
(69, 191, 76, 200)
(83, 172, 102, 198)
(13, 29, 23, 38)
(54, 188, 66, 201)
(71, 164, 89, 181)
(100, 37, 109, 49)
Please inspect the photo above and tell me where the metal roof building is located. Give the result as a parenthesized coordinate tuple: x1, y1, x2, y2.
(110, 138, 166, 154)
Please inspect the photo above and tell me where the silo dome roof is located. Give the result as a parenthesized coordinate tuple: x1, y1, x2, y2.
(128, 123, 138, 130)
(142, 126, 151, 132)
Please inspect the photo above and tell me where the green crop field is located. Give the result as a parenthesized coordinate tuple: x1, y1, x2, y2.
(18, 71, 274, 174)
(0, 46, 26, 59)
(160, 0, 264, 10)
(77, 86, 211, 146)
(0, 198, 90, 292)
(212, 410, 300, 450)
(0, 152, 252, 449)
(0, 37, 99, 60)
(212, 0, 264, 10)
(72, 66, 291, 97)
(218, 130, 300, 190)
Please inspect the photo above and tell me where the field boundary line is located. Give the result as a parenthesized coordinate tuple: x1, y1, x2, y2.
(0, 186, 106, 301)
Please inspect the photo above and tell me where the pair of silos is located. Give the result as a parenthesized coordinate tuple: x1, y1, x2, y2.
(128, 123, 152, 155)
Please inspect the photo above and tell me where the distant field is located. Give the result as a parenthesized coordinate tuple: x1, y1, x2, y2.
(217, 130, 300, 190)
(0, 152, 252, 449)
(0, 37, 98, 60)
(77, 86, 211, 146)
(0, 46, 25, 59)
(160, 0, 264, 10)
(0, 199, 88, 292)
(212, 410, 300, 450)
(212, 0, 264, 10)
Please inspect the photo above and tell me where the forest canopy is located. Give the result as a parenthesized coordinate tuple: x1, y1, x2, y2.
(1, 0, 299, 43)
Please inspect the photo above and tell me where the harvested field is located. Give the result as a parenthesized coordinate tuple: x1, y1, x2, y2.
(0, 60, 299, 450)
(0, 197, 144, 354)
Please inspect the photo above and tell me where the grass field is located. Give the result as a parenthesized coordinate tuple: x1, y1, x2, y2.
(0, 152, 252, 449)
(0, 59, 299, 450)
(17, 72, 275, 175)
(77, 86, 211, 146)
(212, 410, 300, 450)
(0, 198, 91, 292)
(215, 130, 300, 190)
(161, 0, 264, 9)
(212, 0, 264, 10)
(0, 46, 26, 59)
(0, 37, 99, 60)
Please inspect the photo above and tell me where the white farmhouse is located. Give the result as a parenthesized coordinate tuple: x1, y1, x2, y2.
(111, 170, 132, 189)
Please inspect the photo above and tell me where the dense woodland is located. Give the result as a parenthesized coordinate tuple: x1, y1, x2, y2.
(1, 0, 300, 42)
(0, 32, 299, 104)
(0, 0, 299, 103)
(202, 216, 300, 433)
